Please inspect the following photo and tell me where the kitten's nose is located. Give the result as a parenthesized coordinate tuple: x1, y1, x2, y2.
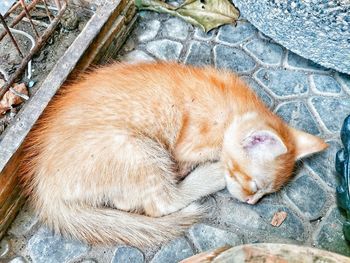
(246, 192, 264, 205)
(246, 198, 257, 204)
(246, 196, 259, 205)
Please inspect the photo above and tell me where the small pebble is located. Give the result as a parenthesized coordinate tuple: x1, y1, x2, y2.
(28, 80, 36, 88)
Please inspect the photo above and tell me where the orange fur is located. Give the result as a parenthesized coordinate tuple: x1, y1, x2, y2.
(19, 62, 327, 246)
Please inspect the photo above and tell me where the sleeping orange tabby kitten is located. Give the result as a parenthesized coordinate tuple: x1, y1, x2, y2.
(20, 62, 327, 247)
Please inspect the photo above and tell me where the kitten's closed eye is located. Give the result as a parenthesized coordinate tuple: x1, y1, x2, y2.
(225, 167, 264, 204)
(245, 180, 265, 204)
(250, 180, 258, 193)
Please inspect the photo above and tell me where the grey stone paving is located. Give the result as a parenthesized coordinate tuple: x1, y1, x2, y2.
(1, 8, 350, 263)
(150, 238, 193, 263)
(189, 224, 241, 252)
(112, 247, 144, 263)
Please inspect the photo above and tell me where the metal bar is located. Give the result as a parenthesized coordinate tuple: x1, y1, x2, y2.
(35, 4, 59, 12)
(0, 13, 23, 58)
(0, 0, 42, 42)
(19, 0, 40, 38)
(4, 1, 21, 18)
(0, 0, 68, 99)
(9, 14, 50, 28)
(42, 0, 54, 22)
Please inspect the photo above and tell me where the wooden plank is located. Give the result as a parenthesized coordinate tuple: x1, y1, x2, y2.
(123, 0, 137, 24)
(0, 193, 25, 238)
(74, 0, 133, 71)
(98, 15, 137, 63)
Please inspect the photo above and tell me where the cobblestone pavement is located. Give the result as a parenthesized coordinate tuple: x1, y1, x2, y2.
(1, 9, 350, 263)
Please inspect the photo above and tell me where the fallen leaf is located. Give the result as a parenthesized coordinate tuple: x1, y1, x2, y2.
(0, 83, 28, 115)
(270, 211, 287, 227)
(135, 0, 240, 32)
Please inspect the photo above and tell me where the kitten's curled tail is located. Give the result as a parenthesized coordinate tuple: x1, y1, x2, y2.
(40, 200, 205, 247)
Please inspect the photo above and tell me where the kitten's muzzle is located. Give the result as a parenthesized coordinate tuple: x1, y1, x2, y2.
(245, 191, 264, 205)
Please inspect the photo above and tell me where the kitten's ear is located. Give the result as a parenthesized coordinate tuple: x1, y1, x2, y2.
(289, 127, 328, 159)
(242, 130, 287, 160)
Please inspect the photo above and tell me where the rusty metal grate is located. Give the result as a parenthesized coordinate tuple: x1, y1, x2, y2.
(0, 0, 67, 99)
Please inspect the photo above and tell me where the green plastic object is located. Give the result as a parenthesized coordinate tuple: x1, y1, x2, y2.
(336, 115, 350, 242)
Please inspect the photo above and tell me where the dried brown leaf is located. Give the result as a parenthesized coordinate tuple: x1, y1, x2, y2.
(270, 211, 287, 227)
(135, 0, 240, 32)
(0, 83, 28, 115)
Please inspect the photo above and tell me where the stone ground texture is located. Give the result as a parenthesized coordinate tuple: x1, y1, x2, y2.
(232, 0, 350, 74)
(1, 9, 350, 263)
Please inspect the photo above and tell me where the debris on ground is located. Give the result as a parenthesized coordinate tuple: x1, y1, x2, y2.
(135, 0, 240, 32)
(0, 83, 28, 115)
(270, 211, 288, 227)
(60, 8, 80, 30)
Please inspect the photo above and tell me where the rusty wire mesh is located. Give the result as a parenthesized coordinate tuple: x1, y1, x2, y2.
(0, 0, 67, 100)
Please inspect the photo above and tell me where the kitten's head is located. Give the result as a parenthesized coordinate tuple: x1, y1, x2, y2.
(222, 112, 327, 204)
